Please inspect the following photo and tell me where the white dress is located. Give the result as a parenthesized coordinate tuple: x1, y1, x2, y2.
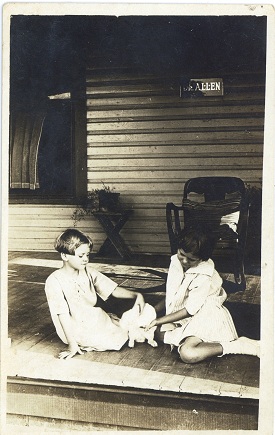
(162, 255, 238, 346)
(45, 265, 128, 351)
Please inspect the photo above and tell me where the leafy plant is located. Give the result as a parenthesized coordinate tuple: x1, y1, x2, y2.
(71, 184, 119, 226)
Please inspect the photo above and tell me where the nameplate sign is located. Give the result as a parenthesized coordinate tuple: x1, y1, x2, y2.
(180, 78, 224, 97)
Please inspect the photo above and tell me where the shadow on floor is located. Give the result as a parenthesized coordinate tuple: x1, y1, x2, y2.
(224, 301, 260, 340)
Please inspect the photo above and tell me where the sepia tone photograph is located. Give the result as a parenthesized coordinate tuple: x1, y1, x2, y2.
(1, 3, 274, 433)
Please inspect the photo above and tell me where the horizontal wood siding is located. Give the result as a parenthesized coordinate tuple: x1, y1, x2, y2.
(8, 70, 264, 253)
(86, 69, 264, 254)
(8, 205, 111, 252)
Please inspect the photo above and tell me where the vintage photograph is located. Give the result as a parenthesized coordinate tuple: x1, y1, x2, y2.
(2, 3, 274, 433)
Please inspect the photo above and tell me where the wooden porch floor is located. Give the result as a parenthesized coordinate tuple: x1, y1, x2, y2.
(6, 251, 261, 430)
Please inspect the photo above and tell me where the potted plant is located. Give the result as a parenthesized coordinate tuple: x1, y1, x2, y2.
(71, 183, 120, 226)
(97, 184, 120, 213)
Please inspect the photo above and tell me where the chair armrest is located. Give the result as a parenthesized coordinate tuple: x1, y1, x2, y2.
(166, 202, 184, 212)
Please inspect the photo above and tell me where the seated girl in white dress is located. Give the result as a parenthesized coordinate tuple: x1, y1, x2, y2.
(45, 228, 145, 359)
(146, 226, 260, 363)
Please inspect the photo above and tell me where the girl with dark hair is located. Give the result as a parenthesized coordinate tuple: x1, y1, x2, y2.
(146, 226, 260, 363)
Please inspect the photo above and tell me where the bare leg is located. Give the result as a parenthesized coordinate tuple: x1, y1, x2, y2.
(179, 336, 223, 363)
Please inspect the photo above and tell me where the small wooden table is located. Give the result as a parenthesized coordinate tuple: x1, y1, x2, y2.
(93, 209, 133, 259)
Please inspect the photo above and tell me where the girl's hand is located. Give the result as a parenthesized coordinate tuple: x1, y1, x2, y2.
(58, 343, 84, 360)
(145, 319, 157, 331)
(133, 293, 145, 313)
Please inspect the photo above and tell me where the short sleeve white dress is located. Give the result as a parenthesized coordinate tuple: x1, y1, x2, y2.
(162, 255, 238, 347)
(45, 265, 128, 351)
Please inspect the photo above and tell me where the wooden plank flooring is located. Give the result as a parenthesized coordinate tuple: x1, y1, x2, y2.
(5, 251, 262, 430)
(7, 251, 260, 403)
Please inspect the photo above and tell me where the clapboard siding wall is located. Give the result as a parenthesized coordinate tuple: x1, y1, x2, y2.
(8, 69, 264, 253)
(85, 69, 264, 254)
(8, 205, 108, 252)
